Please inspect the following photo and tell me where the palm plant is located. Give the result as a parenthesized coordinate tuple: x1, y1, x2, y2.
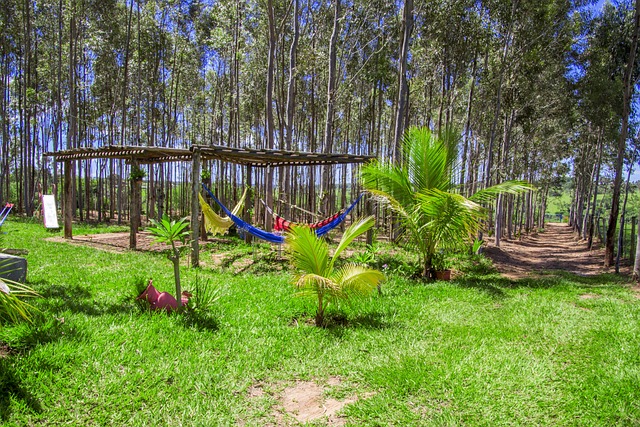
(148, 215, 190, 307)
(286, 216, 385, 327)
(361, 126, 532, 278)
(0, 262, 39, 325)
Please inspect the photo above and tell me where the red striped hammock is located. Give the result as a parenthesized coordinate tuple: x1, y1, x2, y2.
(273, 210, 343, 232)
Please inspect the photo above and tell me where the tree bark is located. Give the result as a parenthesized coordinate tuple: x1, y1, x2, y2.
(191, 149, 201, 267)
(321, 0, 341, 214)
(605, 0, 640, 267)
(588, 133, 603, 250)
(392, 0, 413, 164)
(264, 0, 276, 230)
(485, 0, 516, 187)
(616, 150, 637, 272)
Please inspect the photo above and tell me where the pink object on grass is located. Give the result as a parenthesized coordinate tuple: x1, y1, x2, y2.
(137, 280, 189, 312)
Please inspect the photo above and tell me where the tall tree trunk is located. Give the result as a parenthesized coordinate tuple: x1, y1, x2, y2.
(605, 0, 640, 267)
(588, 133, 603, 250)
(633, 183, 640, 280)
(392, 0, 413, 164)
(68, 0, 77, 219)
(264, 0, 276, 230)
(616, 150, 637, 273)
(494, 109, 514, 246)
(284, 0, 299, 220)
(321, 0, 341, 214)
(460, 50, 478, 194)
(485, 0, 516, 187)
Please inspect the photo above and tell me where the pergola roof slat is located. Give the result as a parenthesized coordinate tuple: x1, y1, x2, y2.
(44, 144, 376, 167)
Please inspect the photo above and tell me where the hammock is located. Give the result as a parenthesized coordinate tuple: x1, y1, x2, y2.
(202, 184, 364, 244)
(0, 203, 13, 228)
(261, 200, 343, 232)
(198, 188, 247, 236)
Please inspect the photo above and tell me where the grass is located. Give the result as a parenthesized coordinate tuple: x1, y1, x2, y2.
(1, 221, 639, 425)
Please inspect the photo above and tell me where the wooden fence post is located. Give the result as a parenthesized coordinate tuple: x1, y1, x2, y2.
(244, 165, 253, 244)
(129, 159, 141, 250)
(64, 160, 73, 239)
(632, 216, 637, 262)
(191, 149, 201, 268)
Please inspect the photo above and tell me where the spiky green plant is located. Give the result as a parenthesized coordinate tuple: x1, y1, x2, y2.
(286, 216, 385, 326)
(0, 262, 40, 325)
(147, 215, 190, 307)
(361, 127, 532, 278)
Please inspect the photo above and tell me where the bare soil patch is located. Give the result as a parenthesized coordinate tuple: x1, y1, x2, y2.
(483, 222, 631, 280)
(46, 231, 176, 253)
(0, 344, 11, 358)
(247, 377, 370, 426)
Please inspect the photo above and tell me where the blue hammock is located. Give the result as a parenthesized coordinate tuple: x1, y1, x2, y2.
(202, 184, 364, 244)
(0, 203, 13, 228)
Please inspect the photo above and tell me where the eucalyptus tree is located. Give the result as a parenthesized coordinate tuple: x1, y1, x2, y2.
(571, 1, 640, 267)
(605, 0, 640, 267)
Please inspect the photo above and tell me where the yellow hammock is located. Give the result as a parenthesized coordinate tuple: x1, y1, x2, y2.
(198, 188, 248, 236)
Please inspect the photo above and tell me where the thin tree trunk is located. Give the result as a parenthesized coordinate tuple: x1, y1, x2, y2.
(321, 0, 341, 215)
(460, 50, 478, 194)
(264, 0, 276, 230)
(633, 184, 640, 280)
(284, 0, 299, 220)
(485, 0, 517, 187)
(616, 150, 637, 272)
(588, 133, 603, 250)
(393, 0, 413, 164)
(606, 0, 640, 267)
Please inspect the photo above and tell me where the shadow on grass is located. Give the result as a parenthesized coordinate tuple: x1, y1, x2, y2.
(33, 281, 138, 317)
(0, 315, 75, 353)
(322, 311, 393, 338)
(178, 311, 219, 332)
(0, 357, 43, 421)
(455, 269, 630, 298)
(289, 310, 392, 335)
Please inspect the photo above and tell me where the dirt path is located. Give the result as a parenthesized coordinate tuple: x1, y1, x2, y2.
(483, 222, 632, 280)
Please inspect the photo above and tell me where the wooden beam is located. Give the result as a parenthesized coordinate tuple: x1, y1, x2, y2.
(129, 159, 141, 250)
(244, 165, 253, 244)
(64, 160, 73, 239)
(191, 148, 201, 267)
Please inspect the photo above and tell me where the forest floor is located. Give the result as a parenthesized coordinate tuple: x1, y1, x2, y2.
(484, 222, 633, 280)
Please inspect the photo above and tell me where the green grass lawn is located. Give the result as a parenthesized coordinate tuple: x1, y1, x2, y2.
(1, 221, 640, 426)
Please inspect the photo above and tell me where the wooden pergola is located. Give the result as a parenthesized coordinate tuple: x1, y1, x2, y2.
(45, 144, 375, 266)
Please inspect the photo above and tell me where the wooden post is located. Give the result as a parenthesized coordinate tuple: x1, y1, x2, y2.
(191, 149, 201, 267)
(129, 159, 141, 250)
(64, 160, 73, 239)
(200, 160, 210, 242)
(632, 216, 637, 262)
(366, 195, 373, 245)
(244, 165, 253, 244)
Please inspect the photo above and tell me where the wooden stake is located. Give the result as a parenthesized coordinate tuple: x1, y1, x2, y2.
(64, 160, 73, 239)
(191, 149, 201, 267)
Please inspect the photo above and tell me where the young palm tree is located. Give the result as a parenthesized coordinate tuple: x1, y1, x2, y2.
(148, 215, 190, 307)
(361, 127, 532, 278)
(286, 216, 385, 327)
(0, 264, 39, 325)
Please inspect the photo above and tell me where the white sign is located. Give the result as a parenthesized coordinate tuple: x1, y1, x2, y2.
(42, 195, 59, 229)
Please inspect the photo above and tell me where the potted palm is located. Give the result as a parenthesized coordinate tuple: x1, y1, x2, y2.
(286, 216, 384, 327)
(431, 251, 451, 281)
